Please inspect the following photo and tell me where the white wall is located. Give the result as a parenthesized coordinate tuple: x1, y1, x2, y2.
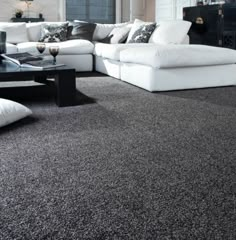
(146, 0, 155, 22)
(121, 0, 130, 22)
(0, 0, 63, 22)
(0, 0, 154, 23)
(155, 0, 195, 22)
(121, 0, 155, 23)
(131, 0, 146, 21)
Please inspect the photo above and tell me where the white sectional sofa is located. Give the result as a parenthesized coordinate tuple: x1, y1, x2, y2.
(1, 20, 236, 92)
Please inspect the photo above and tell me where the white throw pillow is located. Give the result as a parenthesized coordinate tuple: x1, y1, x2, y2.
(93, 23, 114, 41)
(126, 19, 156, 43)
(149, 20, 192, 44)
(93, 22, 130, 41)
(0, 23, 29, 44)
(101, 26, 131, 44)
(0, 98, 32, 128)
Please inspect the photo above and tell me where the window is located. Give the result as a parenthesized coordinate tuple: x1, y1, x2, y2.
(66, 0, 116, 23)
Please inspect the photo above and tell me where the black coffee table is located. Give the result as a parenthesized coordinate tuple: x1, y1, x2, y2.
(0, 60, 76, 107)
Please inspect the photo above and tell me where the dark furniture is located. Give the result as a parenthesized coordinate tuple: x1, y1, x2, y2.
(11, 18, 44, 23)
(183, 3, 236, 49)
(0, 61, 76, 107)
(0, 32, 6, 60)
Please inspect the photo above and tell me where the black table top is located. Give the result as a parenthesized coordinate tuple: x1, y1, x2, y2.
(0, 60, 75, 80)
(0, 60, 74, 73)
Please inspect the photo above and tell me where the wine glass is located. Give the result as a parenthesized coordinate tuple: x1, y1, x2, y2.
(49, 46, 59, 65)
(36, 43, 46, 55)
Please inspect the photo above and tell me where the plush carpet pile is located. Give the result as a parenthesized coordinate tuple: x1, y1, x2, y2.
(0, 74, 236, 239)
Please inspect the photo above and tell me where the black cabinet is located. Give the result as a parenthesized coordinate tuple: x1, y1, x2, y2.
(183, 4, 236, 49)
(11, 18, 44, 23)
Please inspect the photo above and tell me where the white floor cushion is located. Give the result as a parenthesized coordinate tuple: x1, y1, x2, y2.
(0, 98, 32, 128)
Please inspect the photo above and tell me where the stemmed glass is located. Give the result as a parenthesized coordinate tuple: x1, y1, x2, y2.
(36, 43, 46, 55)
(49, 46, 60, 65)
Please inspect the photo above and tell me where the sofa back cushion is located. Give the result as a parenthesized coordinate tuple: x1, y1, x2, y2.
(92, 22, 131, 41)
(67, 21, 96, 41)
(99, 26, 131, 44)
(0, 23, 28, 44)
(149, 20, 192, 44)
(26, 22, 44, 42)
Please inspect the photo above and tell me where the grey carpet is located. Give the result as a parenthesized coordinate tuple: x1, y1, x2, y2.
(0, 74, 236, 239)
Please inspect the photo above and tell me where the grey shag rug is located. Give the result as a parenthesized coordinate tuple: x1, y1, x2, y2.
(0, 74, 236, 239)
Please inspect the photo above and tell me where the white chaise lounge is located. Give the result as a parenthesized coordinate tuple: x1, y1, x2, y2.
(94, 43, 236, 91)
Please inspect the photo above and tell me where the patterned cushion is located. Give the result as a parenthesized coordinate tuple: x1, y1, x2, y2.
(127, 23, 156, 43)
(39, 23, 69, 43)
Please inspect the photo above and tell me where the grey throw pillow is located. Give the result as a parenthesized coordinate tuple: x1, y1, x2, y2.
(39, 23, 69, 43)
(100, 26, 131, 44)
(127, 23, 156, 43)
(67, 21, 96, 42)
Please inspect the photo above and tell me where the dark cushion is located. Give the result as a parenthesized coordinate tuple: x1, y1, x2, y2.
(127, 23, 156, 43)
(39, 23, 69, 43)
(67, 21, 96, 42)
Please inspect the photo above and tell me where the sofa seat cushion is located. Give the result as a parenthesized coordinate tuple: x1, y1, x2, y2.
(119, 44, 236, 69)
(6, 43, 18, 54)
(17, 40, 94, 55)
(94, 42, 156, 61)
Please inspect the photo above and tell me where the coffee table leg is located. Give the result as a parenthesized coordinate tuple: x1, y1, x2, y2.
(54, 70, 76, 107)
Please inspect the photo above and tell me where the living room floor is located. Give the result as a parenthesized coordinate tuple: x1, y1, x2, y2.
(0, 73, 236, 239)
